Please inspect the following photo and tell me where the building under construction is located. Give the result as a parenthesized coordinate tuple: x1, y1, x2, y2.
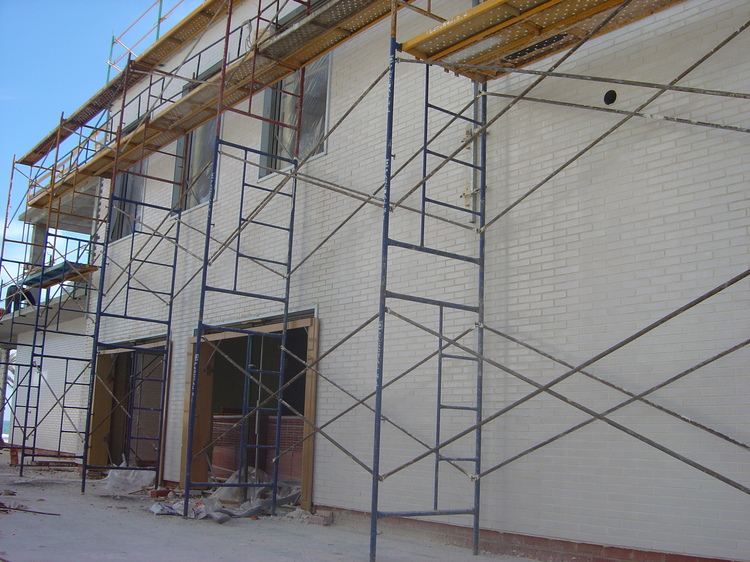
(1, 1, 748, 560)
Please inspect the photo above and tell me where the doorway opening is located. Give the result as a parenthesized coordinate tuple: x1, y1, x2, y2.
(183, 317, 318, 510)
(89, 345, 167, 472)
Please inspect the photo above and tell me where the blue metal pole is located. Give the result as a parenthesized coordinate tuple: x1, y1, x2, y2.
(82, 57, 133, 492)
(183, 133, 221, 516)
(155, 164, 184, 489)
(271, 148, 299, 516)
(370, 33, 398, 562)
(420, 64, 429, 247)
(184, 0, 234, 515)
(472, 80, 488, 555)
(433, 306, 444, 510)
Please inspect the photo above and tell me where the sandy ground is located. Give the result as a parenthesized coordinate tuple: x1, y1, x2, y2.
(0, 450, 528, 562)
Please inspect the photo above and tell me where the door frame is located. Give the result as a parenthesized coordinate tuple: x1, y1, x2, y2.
(180, 316, 318, 510)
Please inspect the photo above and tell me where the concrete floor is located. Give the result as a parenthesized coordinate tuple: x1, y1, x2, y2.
(0, 450, 529, 562)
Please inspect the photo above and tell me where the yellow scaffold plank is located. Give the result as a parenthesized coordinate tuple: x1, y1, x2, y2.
(401, 0, 688, 81)
(27, 0, 407, 211)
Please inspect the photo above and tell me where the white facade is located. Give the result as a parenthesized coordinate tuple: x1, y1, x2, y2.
(14, 0, 748, 559)
(10, 314, 90, 455)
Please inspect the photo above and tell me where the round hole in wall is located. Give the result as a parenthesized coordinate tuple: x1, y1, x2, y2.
(603, 90, 617, 105)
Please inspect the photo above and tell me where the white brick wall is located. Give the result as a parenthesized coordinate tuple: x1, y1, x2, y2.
(81, 0, 750, 559)
(475, 0, 749, 557)
(11, 314, 90, 455)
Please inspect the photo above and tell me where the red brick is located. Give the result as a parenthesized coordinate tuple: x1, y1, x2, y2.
(577, 543, 606, 556)
(509, 546, 544, 559)
(602, 546, 635, 560)
(450, 537, 471, 550)
(556, 540, 579, 553)
(664, 556, 729, 562)
(479, 538, 504, 555)
(482, 543, 515, 556)
(502, 533, 526, 546)
(524, 535, 554, 549)
(632, 551, 665, 562)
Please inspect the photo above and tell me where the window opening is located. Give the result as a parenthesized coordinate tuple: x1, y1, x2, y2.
(110, 160, 147, 241)
(260, 53, 330, 176)
(172, 117, 217, 211)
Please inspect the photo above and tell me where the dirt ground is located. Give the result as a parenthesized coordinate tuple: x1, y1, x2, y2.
(0, 450, 528, 562)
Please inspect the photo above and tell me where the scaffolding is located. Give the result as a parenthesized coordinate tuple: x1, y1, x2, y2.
(1, 115, 105, 470)
(2, 1, 749, 560)
(182, 0, 310, 513)
(2, 0, 240, 479)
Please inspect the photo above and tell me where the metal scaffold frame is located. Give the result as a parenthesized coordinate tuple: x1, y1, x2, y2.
(182, 0, 311, 513)
(177, 0, 496, 525)
(159, 2, 749, 558)
(2, 0, 236, 483)
(369, 4, 488, 556)
(177, 0, 457, 518)
(364, 2, 750, 558)
(80, 55, 180, 490)
(2, 1, 748, 560)
(78, 0, 261, 488)
(1, 120, 106, 472)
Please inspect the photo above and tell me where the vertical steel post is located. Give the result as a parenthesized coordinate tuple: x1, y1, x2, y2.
(82, 58, 133, 492)
(183, 0, 234, 515)
(241, 335, 253, 501)
(156, 0, 164, 40)
(472, 81, 487, 555)
(153, 159, 182, 488)
(370, 9, 399, 557)
(420, 65, 429, 247)
(20, 111, 66, 474)
(106, 36, 115, 83)
(270, 60, 304, 516)
(0, 159, 16, 447)
(433, 306, 444, 509)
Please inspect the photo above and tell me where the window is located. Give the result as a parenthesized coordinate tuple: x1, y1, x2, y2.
(172, 117, 217, 211)
(110, 160, 146, 241)
(260, 53, 330, 176)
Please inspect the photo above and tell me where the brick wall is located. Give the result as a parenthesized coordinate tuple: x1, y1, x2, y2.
(91, 0, 749, 559)
(11, 315, 90, 455)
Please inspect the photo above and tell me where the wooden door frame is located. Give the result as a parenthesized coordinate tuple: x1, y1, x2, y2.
(180, 316, 319, 510)
(90, 340, 168, 470)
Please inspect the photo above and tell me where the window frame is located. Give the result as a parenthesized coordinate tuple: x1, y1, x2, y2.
(110, 160, 147, 242)
(172, 116, 218, 213)
(171, 61, 223, 213)
(259, 52, 331, 178)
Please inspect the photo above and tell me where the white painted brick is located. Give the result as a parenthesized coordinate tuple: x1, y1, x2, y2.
(17, 0, 748, 560)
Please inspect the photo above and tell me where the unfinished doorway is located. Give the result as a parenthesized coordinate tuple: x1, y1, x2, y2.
(183, 318, 318, 510)
(89, 345, 167, 473)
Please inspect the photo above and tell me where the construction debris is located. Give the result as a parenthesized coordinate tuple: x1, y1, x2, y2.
(99, 463, 155, 494)
(149, 476, 302, 524)
(0, 500, 60, 516)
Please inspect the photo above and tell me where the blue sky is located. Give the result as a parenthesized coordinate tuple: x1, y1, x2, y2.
(0, 0, 200, 233)
(0, 0, 201, 283)
(0, 0, 202, 432)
